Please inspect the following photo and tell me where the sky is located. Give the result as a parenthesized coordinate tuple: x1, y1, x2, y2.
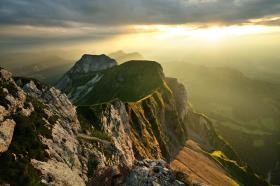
(0, 0, 280, 64)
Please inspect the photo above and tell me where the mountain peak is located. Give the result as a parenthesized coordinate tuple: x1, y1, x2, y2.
(56, 54, 117, 91)
(81, 53, 108, 60)
(72, 54, 117, 74)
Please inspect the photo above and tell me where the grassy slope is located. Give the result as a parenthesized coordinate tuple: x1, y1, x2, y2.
(211, 151, 268, 186)
(78, 60, 169, 105)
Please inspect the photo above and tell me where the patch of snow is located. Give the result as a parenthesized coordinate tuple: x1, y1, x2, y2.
(70, 74, 103, 103)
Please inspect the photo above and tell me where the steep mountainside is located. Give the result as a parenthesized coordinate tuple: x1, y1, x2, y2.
(0, 55, 269, 186)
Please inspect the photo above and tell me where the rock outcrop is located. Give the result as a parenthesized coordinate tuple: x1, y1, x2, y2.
(0, 69, 86, 185)
(90, 159, 186, 186)
(0, 119, 16, 153)
(0, 68, 31, 153)
(124, 159, 185, 186)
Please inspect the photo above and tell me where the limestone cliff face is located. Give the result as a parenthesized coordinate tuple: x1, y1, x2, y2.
(0, 69, 22, 153)
(78, 82, 189, 164)
(0, 68, 86, 185)
(76, 75, 190, 185)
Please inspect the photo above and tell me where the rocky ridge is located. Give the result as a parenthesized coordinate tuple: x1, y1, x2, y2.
(0, 67, 187, 185)
(0, 68, 86, 185)
(0, 54, 269, 186)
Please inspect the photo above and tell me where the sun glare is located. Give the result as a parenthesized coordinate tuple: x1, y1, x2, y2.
(134, 24, 280, 42)
(193, 27, 226, 42)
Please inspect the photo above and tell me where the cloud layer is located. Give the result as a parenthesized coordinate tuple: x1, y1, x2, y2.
(0, 0, 279, 26)
(0, 0, 279, 53)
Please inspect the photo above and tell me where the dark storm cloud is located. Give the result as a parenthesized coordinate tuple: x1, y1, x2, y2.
(0, 24, 129, 53)
(0, 0, 279, 26)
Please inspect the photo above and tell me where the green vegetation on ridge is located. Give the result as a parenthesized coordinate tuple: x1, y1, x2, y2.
(211, 151, 269, 186)
(78, 60, 170, 105)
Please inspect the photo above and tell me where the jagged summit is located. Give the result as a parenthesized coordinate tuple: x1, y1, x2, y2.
(70, 54, 117, 74)
(56, 54, 117, 92)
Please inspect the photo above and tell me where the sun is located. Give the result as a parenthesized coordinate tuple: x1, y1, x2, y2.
(151, 25, 228, 42)
(134, 25, 229, 42)
(193, 27, 226, 42)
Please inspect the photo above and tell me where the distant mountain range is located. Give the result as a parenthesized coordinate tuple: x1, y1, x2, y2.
(108, 50, 143, 63)
(0, 52, 73, 84)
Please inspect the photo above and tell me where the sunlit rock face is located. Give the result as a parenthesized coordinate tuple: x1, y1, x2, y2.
(101, 100, 135, 167)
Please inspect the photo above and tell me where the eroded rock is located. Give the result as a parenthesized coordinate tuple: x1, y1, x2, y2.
(31, 159, 85, 186)
(0, 119, 16, 152)
(124, 159, 185, 186)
